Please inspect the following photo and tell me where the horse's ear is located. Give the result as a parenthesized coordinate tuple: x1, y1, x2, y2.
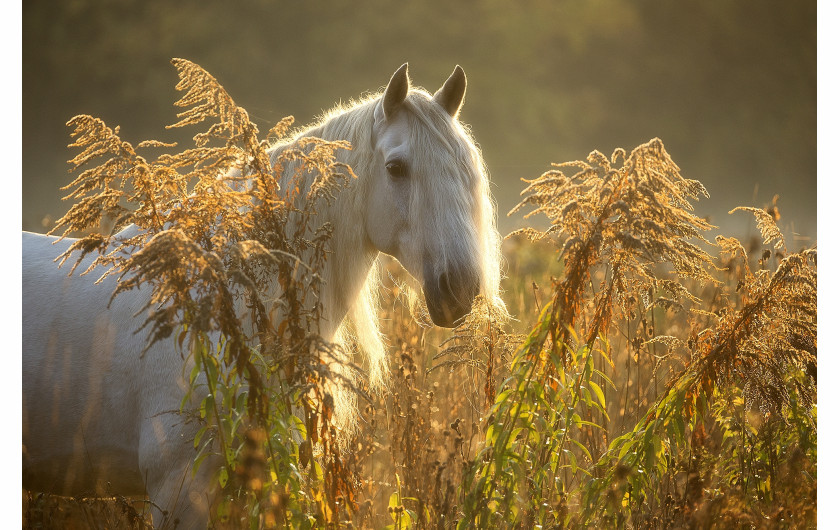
(382, 63, 410, 120)
(434, 65, 467, 118)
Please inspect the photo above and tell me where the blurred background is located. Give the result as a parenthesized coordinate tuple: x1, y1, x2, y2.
(22, 0, 816, 244)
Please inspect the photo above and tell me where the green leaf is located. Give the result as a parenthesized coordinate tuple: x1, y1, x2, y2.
(573, 419, 606, 431)
(608, 431, 631, 453)
(593, 368, 617, 390)
(508, 427, 524, 448)
(579, 386, 592, 407)
(673, 412, 686, 443)
(494, 388, 513, 405)
(200, 394, 214, 419)
(565, 448, 578, 474)
(569, 438, 593, 462)
(589, 380, 606, 409)
(205, 355, 219, 393)
(389, 491, 400, 510)
(404, 508, 417, 523)
(191, 438, 213, 476)
(189, 358, 201, 385)
(193, 424, 208, 449)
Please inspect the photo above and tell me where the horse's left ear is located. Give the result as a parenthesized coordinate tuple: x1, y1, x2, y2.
(382, 63, 410, 121)
(434, 65, 467, 118)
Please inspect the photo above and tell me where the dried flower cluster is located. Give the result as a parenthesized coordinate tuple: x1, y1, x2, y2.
(26, 61, 816, 527)
(510, 139, 717, 360)
(49, 58, 360, 526)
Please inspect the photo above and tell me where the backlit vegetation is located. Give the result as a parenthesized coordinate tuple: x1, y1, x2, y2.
(24, 61, 816, 529)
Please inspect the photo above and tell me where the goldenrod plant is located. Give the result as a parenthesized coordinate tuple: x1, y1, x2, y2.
(49, 59, 358, 527)
(25, 61, 815, 529)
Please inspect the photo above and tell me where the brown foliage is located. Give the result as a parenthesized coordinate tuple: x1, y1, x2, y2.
(27, 58, 816, 528)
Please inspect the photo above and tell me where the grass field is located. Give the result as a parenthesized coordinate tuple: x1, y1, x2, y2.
(23, 61, 816, 529)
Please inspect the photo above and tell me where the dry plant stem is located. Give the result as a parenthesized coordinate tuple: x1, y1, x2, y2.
(476, 139, 726, 527)
(49, 58, 361, 525)
(37, 58, 816, 526)
(539, 271, 618, 488)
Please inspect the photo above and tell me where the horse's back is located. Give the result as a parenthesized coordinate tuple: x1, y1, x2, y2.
(22, 231, 147, 496)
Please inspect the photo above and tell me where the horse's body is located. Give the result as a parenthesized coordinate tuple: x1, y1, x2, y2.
(23, 229, 210, 517)
(22, 64, 501, 528)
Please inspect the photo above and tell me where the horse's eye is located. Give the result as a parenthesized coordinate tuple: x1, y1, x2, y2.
(386, 160, 408, 179)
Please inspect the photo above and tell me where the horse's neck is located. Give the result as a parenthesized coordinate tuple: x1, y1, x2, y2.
(321, 234, 378, 340)
(264, 121, 377, 341)
(107, 216, 375, 344)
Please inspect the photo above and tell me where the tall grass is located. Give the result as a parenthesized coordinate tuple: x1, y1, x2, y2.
(24, 60, 816, 529)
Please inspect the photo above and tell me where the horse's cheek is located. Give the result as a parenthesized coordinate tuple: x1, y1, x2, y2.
(366, 186, 402, 256)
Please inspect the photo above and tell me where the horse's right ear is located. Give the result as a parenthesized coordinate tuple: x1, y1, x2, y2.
(381, 63, 409, 120)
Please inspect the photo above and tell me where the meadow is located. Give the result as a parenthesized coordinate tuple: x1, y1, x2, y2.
(24, 61, 816, 529)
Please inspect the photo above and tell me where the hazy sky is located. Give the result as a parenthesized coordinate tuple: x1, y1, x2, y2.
(23, 1, 816, 245)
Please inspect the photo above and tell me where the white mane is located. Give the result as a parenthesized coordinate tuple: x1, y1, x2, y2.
(22, 65, 504, 527)
(265, 87, 502, 428)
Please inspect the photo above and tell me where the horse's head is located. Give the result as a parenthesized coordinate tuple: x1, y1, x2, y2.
(364, 64, 499, 327)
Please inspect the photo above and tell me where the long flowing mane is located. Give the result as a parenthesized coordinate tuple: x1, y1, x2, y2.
(21, 64, 506, 527)
(265, 86, 502, 428)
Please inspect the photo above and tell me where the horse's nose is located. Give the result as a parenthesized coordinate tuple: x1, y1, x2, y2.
(438, 272, 454, 300)
(423, 259, 480, 327)
(433, 270, 479, 327)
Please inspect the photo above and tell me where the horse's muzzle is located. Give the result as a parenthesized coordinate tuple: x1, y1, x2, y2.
(423, 261, 479, 328)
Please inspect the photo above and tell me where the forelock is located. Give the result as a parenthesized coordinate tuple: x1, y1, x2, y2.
(402, 92, 483, 187)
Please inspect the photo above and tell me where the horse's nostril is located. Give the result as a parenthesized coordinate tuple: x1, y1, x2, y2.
(438, 273, 453, 298)
(438, 272, 480, 310)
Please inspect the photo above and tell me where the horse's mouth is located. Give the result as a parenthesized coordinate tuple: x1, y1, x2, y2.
(425, 294, 471, 328)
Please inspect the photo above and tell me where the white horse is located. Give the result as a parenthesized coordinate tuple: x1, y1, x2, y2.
(22, 64, 502, 528)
